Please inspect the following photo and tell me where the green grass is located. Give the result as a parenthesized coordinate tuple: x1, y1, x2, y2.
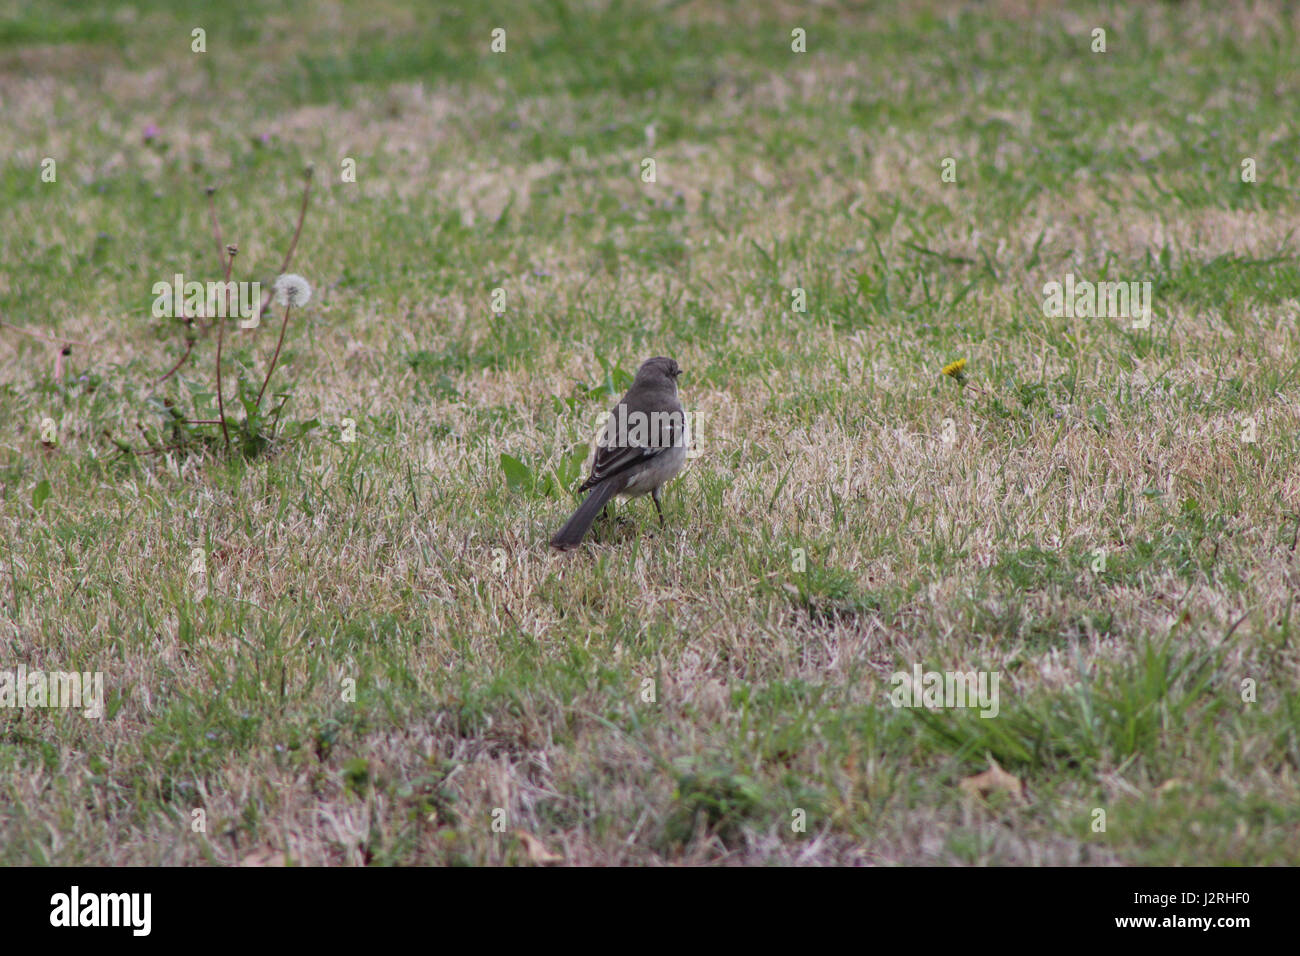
(2, 0, 1300, 865)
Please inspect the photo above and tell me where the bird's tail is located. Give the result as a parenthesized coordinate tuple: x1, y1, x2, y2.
(550, 480, 619, 549)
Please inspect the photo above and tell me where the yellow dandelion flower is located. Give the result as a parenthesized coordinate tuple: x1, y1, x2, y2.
(941, 358, 967, 379)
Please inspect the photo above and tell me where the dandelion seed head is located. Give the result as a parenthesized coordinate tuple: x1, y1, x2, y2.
(273, 273, 312, 308)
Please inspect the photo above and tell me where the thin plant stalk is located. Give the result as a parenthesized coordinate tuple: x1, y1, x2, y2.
(251, 165, 313, 330)
(214, 313, 230, 448)
(0, 320, 87, 348)
(157, 334, 195, 384)
(213, 244, 238, 447)
(255, 303, 292, 411)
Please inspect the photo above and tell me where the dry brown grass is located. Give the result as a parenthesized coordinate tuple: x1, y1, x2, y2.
(2, 0, 1299, 865)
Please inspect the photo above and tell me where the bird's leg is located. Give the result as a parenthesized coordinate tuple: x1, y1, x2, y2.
(652, 487, 665, 528)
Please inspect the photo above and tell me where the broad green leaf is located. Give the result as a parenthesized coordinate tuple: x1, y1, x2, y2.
(500, 453, 532, 492)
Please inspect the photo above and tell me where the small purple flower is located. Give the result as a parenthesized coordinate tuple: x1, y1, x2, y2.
(143, 123, 159, 141)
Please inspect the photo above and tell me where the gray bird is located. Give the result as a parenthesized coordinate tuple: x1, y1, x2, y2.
(550, 356, 688, 549)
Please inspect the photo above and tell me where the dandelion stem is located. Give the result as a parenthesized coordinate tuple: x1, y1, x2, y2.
(0, 320, 88, 348)
(215, 315, 231, 449)
(277, 166, 314, 273)
(209, 242, 240, 448)
(222, 244, 236, 318)
(156, 338, 195, 384)
(252, 166, 313, 330)
(255, 304, 292, 411)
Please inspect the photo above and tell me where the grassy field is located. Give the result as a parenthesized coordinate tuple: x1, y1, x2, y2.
(2, 0, 1299, 865)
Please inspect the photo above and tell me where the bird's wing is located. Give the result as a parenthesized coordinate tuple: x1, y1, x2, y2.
(579, 401, 684, 491)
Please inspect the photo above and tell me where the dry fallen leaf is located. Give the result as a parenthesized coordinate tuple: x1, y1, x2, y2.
(514, 830, 563, 864)
(1155, 778, 1186, 797)
(959, 758, 1027, 804)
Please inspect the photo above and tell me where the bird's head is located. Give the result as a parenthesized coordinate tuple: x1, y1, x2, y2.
(636, 356, 682, 387)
